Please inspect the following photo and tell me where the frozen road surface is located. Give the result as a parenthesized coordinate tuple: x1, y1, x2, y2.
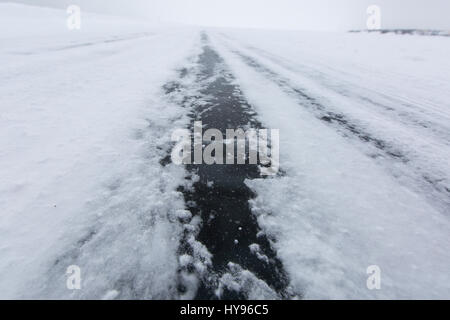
(0, 4, 449, 299)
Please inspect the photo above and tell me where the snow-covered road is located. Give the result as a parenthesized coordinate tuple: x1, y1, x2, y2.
(208, 31, 450, 299)
(1, 4, 449, 299)
(0, 4, 200, 299)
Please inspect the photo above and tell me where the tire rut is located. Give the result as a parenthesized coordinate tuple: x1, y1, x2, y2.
(226, 47, 450, 210)
(163, 33, 292, 300)
(231, 39, 450, 145)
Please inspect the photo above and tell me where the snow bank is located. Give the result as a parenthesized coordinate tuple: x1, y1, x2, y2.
(0, 3, 198, 298)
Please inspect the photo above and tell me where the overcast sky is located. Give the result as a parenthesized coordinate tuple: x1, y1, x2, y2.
(3, 0, 450, 31)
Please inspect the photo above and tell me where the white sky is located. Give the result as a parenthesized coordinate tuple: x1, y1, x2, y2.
(3, 0, 450, 31)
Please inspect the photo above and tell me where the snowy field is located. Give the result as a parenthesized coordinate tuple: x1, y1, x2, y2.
(0, 3, 449, 299)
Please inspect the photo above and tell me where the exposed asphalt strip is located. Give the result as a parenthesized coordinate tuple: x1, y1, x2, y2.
(225, 46, 450, 208)
(162, 33, 292, 300)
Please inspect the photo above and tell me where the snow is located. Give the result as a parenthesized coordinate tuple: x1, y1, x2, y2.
(249, 244, 269, 264)
(1, 3, 449, 300)
(210, 30, 450, 299)
(216, 262, 278, 300)
(0, 3, 199, 299)
(215, 30, 450, 212)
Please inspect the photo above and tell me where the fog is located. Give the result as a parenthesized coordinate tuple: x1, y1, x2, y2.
(2, 0, 450, 31)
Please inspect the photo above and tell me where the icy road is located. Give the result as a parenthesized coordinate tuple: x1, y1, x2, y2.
(0, 4, 449, 299)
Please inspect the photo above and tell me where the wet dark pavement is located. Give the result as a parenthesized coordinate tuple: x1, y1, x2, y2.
(165, 34, 290, 299)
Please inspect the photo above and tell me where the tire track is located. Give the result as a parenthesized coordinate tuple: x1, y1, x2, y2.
(220, 44, 450, 211)
(163, 33, 292, 300)
(219, 33, 450, 146)
(9, 32, 155, 55)
(232, 49, 407, 161)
